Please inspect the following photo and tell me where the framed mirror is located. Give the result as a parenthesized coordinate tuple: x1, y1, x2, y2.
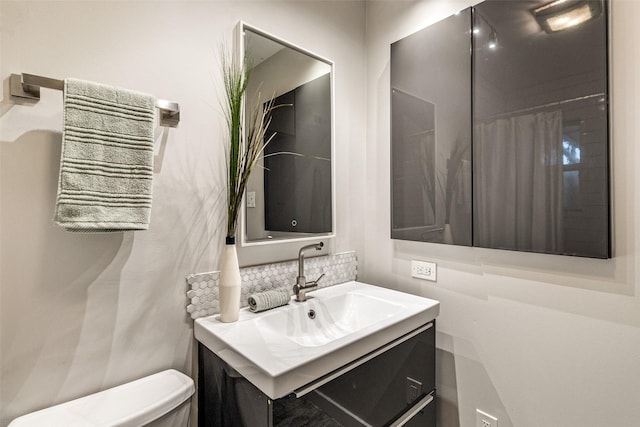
(238, 23, 335, 247)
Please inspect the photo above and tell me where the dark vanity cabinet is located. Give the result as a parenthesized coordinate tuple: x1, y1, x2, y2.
(198, 322, 436, 427)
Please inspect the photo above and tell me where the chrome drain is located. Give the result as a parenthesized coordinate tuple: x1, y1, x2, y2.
(308, 309, 316, 319)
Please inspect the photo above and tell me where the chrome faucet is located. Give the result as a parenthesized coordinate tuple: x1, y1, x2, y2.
(293, 242, 325, 302)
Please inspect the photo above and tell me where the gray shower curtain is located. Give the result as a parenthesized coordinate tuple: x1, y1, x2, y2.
(475, 111, 564, 253)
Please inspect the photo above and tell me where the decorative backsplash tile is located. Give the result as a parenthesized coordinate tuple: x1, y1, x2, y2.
(186, 251, 357, 319)
(186, 272, 219, 319)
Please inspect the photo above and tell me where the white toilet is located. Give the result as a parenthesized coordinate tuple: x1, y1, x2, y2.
(8, 369, 195, 427)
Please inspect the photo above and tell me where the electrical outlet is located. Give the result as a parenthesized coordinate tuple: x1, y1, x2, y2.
(247, 191, 256, 208)
(411, 260, 437, 281)
(476, 409, 498, 427)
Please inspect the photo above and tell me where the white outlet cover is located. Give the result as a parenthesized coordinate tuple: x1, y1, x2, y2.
(476, 409, 498, 427)
(411, 260, 437, 282)
(247, 191, 256, 208)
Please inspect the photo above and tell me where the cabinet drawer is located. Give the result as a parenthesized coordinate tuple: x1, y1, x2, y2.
(305, 323, 436, 426)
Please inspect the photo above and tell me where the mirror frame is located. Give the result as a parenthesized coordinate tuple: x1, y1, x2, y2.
(236, 21, 336, 247)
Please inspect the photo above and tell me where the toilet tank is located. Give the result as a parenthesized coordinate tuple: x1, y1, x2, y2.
(8, 369, 194, 427)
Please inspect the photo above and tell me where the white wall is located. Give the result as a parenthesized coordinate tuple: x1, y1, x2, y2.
(363, 1, 640, 426)
(0, 1, 366, 425)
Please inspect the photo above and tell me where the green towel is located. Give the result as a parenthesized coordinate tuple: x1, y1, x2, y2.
(248, 288, 291, 313)
(54, 78, 156, 231)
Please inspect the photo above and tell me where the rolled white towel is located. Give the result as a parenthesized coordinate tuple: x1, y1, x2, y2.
(248, 288, 291, 313)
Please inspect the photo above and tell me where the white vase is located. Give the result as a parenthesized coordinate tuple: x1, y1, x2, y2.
(219, 237, 241, 323)
(443, 223, 453, 244)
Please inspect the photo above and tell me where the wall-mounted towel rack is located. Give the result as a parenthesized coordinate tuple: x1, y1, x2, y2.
(10, 73, 180, 127)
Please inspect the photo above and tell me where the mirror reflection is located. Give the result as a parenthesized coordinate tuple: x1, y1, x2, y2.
(242, 26, 333, 244)
(392, 89, 437, 229)
(473, 0, 609, 258)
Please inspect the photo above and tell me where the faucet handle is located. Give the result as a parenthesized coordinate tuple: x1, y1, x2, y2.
(293, 273, 324, 302)
(308, 273, 325, 286)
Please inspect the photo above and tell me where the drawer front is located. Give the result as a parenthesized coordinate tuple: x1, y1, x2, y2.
(308, 323, 436, 426)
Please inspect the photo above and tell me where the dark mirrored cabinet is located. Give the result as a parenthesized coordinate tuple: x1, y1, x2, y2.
(391, 0, 610, 258)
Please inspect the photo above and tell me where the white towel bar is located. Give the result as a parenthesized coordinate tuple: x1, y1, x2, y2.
(10, 73, 180, 127)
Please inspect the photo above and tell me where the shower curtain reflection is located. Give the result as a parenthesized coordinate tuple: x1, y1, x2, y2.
(474, 111, 564, 253)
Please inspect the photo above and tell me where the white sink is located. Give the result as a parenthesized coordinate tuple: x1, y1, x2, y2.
(194, 281, 439, 399)
(256, 291, 405, 347)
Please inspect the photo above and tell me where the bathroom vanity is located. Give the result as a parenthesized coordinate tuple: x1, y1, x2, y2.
(195, 282, 439, 426)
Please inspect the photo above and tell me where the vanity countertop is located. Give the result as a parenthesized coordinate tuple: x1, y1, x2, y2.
(194, 281, 439, 399)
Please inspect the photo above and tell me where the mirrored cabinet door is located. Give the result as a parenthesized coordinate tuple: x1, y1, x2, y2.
(473, 0, 610, 258)
(391, 8, 473, 246)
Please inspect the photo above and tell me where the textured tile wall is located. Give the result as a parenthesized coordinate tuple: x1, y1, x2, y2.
(186, 251, 357, 319)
